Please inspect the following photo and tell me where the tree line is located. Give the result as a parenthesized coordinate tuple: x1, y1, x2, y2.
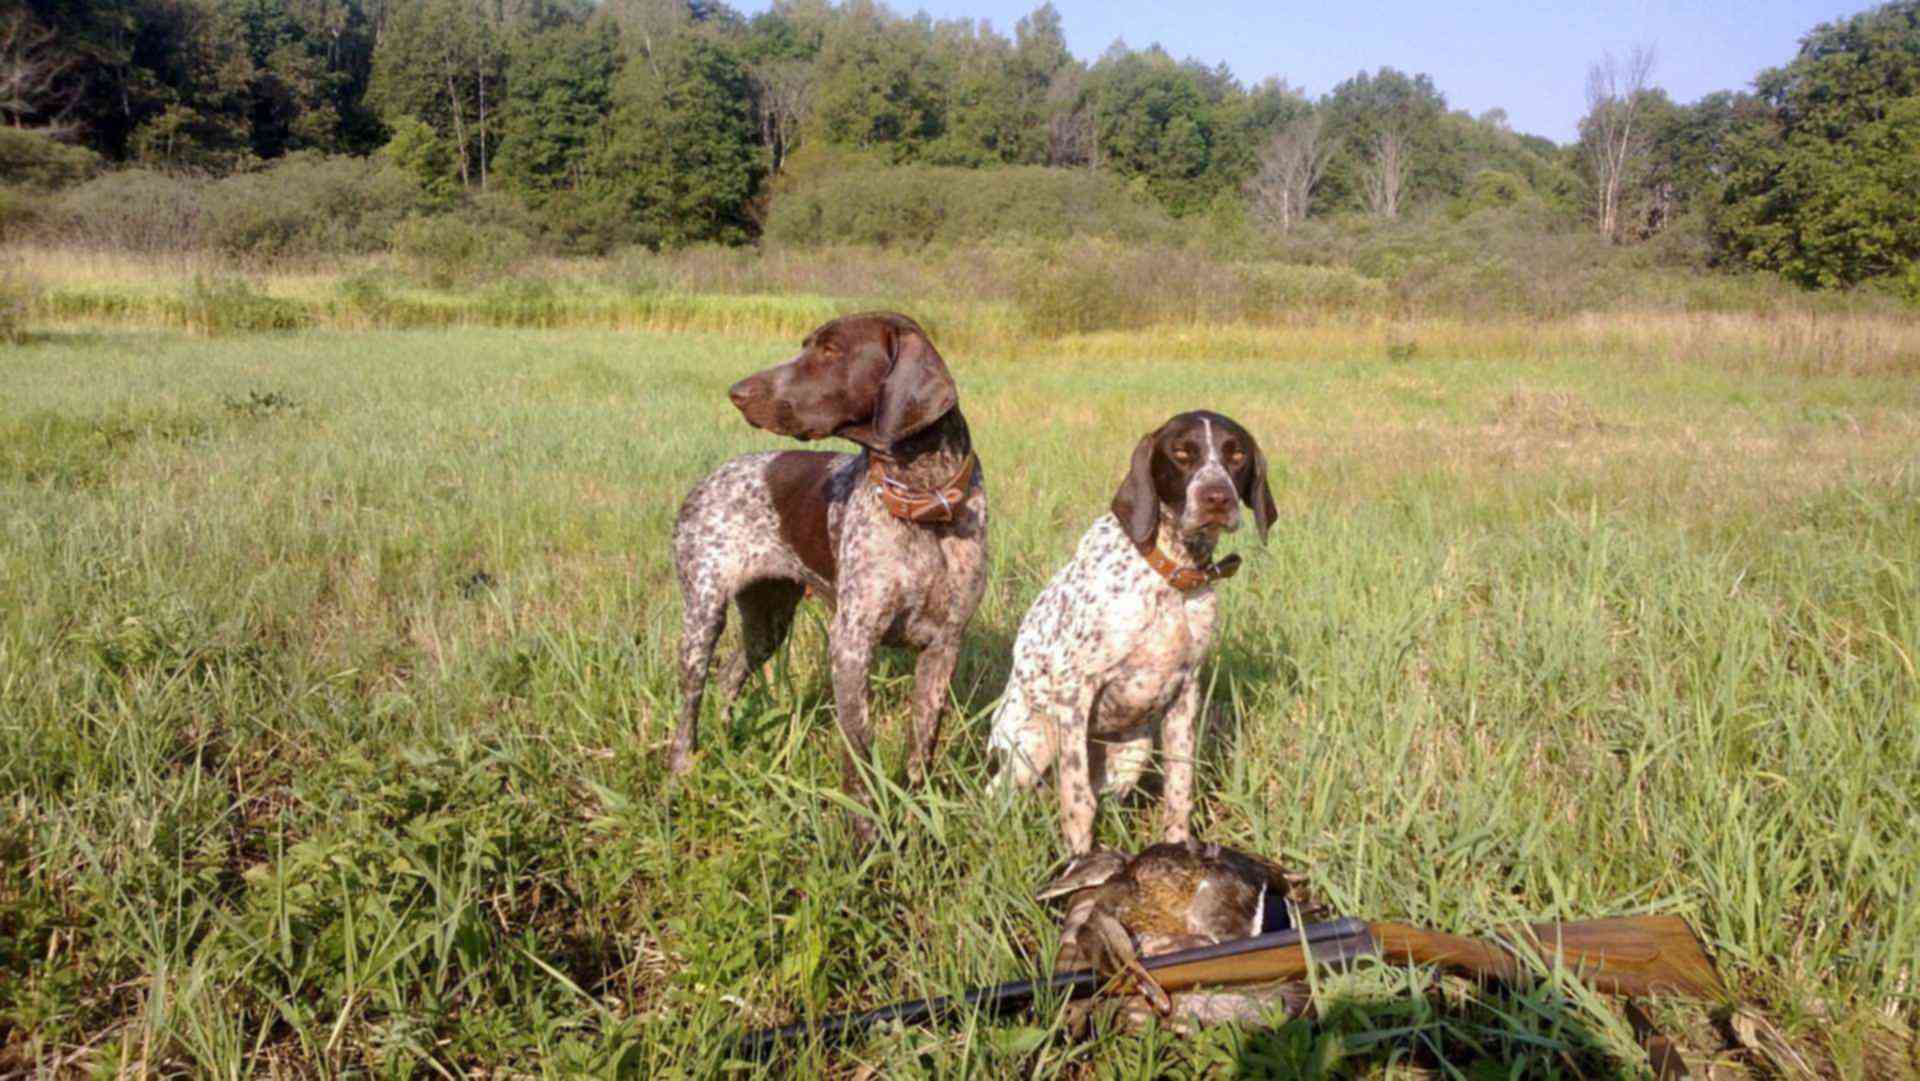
(4, 0, 1918, 293)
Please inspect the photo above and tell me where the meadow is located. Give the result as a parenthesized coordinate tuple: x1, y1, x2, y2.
(3, 264, 1919, 1076)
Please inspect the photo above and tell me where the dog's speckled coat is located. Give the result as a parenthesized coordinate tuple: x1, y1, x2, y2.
(990, 412, 1275, 854)
(670, 313, 987, 839)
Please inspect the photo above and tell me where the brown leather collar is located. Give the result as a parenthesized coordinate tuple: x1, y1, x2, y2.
(1142, 546, 1241, 592)
(869, 450, 976, 524)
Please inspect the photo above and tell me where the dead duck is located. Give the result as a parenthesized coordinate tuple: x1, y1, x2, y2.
(1038, 839, 1317, 1022)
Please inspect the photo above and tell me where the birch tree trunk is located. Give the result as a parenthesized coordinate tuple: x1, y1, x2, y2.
(1584, 45, 1656, 242)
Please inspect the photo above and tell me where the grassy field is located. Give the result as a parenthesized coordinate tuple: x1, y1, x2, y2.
(3, 305, 1918, 1075)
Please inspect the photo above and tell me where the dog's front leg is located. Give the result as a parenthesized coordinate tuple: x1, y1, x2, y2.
(1158, 676, 1203, 844)
(1049, 678, 1104, 854)
(906, 641, 959, 787)
(828, 608, 881, 845)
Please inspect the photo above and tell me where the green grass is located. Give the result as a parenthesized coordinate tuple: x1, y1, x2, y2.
(2, 324, 1917, 1076)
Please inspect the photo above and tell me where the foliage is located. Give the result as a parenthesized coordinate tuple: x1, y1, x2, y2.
(390, 213, 531, 288)
(763, 160, 1174, 247)
(53, 169, 207, 252)
(495, 22, 617, 207)
(374, 116, 461, 209)
(1448, 168, 1534, 219)
(1717, 1, 1920, 290)
(367, 0, 508, 189)
(10, 0, 1920, 296)
(0, 264, 39, 343)
(1084, 46, 1228, 216)
(0, 129, 102, 190)
(591, 33, 760, 249)
(170, 274, 309, 333)
(204, 153, 428, 260)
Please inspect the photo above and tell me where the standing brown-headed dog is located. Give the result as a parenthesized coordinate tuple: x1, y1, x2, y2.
(671, 313, 987, 841)
(989, 411, 1274, 853)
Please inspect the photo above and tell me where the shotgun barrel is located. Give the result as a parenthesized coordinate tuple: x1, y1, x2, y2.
(735, 917, 1375, 1059)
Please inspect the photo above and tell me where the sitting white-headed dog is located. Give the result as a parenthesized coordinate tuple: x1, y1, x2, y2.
(990, 411, 1275, 853)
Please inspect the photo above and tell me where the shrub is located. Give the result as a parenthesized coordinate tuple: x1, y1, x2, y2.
(1448, 169, 1534, 220)
(604, 247, 676, 296)
(1011, 238, 1397, 334)
(531, 187, 632, 255)
(0, 129, 102, 190)
(171, 276, 309, 334)
(1013, 255, 1135, 336)
(765, 164, 1175, 248)
(374, 117, 461, 209)
(1237, 264, 1388, 319)
(474, 278, 563, 326)
(390, 214, 532, 287)
(333, 269, 406, 322)
(54, 170, 206, 252)
(0, 185, 51, 244)
(0, 266, 41, 344)
(204, 153, 428, 260)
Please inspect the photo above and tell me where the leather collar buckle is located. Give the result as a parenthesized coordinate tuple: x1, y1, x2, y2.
(1143, 547, 1241, 592)
(869, 451, 976, 524)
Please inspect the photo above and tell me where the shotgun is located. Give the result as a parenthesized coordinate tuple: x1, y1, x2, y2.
(735, 913, 1723, 1058)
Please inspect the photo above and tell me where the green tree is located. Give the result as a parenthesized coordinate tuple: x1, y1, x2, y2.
(593, 31, 760, 247)
(495, 20, 616, 203)
(126, 1, 257, 171)
(368, 0, 511, 188)
(809, 3, 943, 159)
(1087, 44, 1218, 215)
(1716, 0, 1920, 289)
(1318, 67, 1447, 214)
(925, 23, 1031, 166)
(221, 0, 381, 158)
(743, 8, 823, 174)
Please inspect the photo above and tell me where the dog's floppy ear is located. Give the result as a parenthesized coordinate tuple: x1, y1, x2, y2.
(873, 325, 958, 447)
(1242, 434, 1278, 544)
(1110, 430, 1162, 550)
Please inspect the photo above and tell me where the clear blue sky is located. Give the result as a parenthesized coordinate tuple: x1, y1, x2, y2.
(736, 1, 1863, 143)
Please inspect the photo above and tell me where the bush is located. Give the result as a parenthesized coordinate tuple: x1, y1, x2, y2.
(333, 269, 406, 323)
(1013, 255, 1135, 336)
(0, 186, 52, 244)
(390, 214, 532, 287)
(54, 170, 206, 252)
(0, 129, 102, 190)
(1448, 169, 1534, 220)
(765, 164, 1176, 248)
(204, 153, 428, 260)
(0, 266, 41, 344)
(1238, 264, 1388, 318)
(604, 247, 676, 296)
(171, 276, 309, 334)
(1010, 239, 1386, 335)
(530, 187, 632, 255)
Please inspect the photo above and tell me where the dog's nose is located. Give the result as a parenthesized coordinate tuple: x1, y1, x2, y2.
(727, 377, 761, 408)
(1199, 485, 1235, 511)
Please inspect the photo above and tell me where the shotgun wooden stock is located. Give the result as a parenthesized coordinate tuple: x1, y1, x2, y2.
(1366, 916, 1727, 1000)
(1146, 916, 1726, 1002)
